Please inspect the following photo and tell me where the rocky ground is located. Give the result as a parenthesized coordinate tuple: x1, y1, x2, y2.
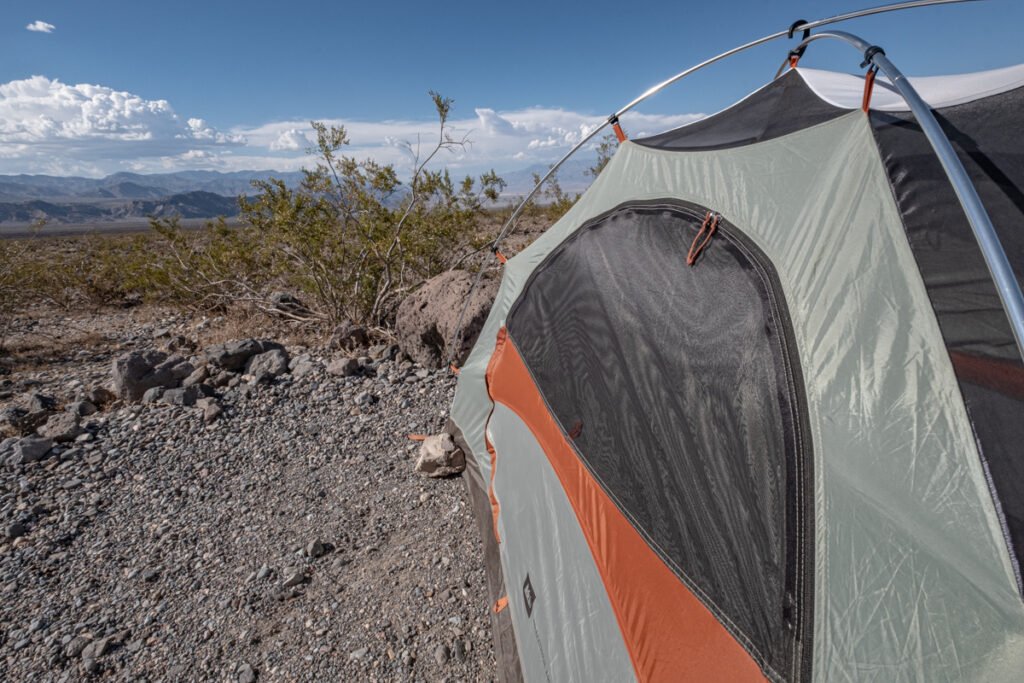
(0, 305, 496, 682)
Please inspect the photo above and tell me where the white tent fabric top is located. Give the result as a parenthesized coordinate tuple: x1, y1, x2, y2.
(797, 63, 1024, 111)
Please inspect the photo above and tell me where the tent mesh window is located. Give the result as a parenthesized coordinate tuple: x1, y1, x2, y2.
(506, 200, 813, 679)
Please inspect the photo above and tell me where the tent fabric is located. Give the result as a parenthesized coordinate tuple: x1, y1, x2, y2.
(870, 84, 1024, 583)
(799, 63, 1024, 111)
(633, 70, 844, 151)
(451, 420, 524, 683)
(451, 65, 1024, 682)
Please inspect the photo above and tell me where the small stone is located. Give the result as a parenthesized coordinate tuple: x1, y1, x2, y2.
(237, 662, 257, 683)
(141, 567, 161, 583)
(414, 432, 466, 478)
(6, 520, 27, 539)
(282, 568, 306, 588)
(327, 357, 361, 378)
(161, 386, 202, 407)
(65, 635, 91, 659)
(433, 644, 450, 666)
(305, 540, 326, 558)
(141, 386, 165, 404)
(181, 365, 209, 388)
(273, 587, 301, 601)
(82, 636, 112, 660)
(246, 349, 290, 383)
(86, 386, 116, 406)
(69, 400, 98, 417)
(256, 565, 270, 581)
(26, 392, 57, 413)
(349, 647, 369, 661)
(202, 402, 223, 424)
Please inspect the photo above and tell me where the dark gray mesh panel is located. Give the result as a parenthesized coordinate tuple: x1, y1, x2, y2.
(632, 70, 844, 151)
(872, 86, 1024, 587)
(505, 201, 812, 681)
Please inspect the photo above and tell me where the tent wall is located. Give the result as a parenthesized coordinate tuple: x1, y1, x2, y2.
(871, 85, 1024, 585)
(452, 110, 1024, 680)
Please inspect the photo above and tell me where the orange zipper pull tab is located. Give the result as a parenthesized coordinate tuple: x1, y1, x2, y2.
(686, 211, 720, 266)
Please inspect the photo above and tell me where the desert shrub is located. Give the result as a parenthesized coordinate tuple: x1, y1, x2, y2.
(13, 232, 151, 310)
(143, 216, 275, 313)
(240, 92, 504, 325)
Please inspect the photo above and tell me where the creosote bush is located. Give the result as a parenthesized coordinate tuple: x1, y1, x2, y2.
(238, 91, 505, 325)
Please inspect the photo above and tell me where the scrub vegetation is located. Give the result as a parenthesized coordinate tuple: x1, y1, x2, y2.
(0, 93, 607, 341)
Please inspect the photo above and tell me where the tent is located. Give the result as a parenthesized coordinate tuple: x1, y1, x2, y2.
(447, 18, 1024, 683)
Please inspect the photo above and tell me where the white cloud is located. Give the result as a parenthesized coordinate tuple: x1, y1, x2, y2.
(0, 75, 703, 177)
(26, 21, 55, 33)
(0, 76, 245, 174)
(231, 106, 702, 177)
(269, 128, 309, 151)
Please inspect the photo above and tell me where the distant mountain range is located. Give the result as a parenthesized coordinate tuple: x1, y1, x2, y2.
(0, 170, 305, 226)
(0, 191, 243, 225)
(0, 170, 307, 203)
(0, 163, 595, 226)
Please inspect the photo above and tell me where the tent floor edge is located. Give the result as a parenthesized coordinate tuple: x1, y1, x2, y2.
(448, 418, 524, 683)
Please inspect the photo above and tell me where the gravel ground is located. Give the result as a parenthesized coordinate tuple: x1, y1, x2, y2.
(0, 307, 495, 682)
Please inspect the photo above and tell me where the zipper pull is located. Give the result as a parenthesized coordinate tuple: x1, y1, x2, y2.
(783, 591, 796, 631)
(686, 211, 721, 266)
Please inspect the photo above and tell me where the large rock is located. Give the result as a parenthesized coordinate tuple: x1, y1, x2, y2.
(205, 339, 285, 372)
(326, 357, 361, 378)
(7, 437, 53, 466)
(414, 432, 466, 478)
(246, 349, 290, 383)
(161, 386, 203, 407)
(111, 350, 193, 402)
(395, 270, 499, 369)
(37, 412, 83, 442)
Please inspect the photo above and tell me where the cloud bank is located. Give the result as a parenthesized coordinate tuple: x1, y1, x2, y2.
(26, 21, 55, 33)
(0, 75, 703, 177)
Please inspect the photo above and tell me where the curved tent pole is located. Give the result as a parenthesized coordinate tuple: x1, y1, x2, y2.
(790, 29, 1024, 359)
(445, 0, 985, 370)
(488, 0, 983, 252)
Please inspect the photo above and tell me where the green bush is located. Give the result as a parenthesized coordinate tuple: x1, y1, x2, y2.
(239, 91, 505, 324)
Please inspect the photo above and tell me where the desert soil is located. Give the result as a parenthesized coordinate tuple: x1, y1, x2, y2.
(0, 305, 496, 682)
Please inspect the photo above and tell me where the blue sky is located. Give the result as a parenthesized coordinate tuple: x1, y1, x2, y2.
(2, 0, 1022, 177)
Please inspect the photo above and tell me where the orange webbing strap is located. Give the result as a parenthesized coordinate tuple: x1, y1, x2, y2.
(610, 115, 627, 143)
(448, 363, 461, 375)
(862, 66, 878, 113)
(789, 54, 800, 69)
(407, 433, 428, 441)
(494, 249, 508, 264)
(493, 595, 509, 613)
(686, 212, 721, 266)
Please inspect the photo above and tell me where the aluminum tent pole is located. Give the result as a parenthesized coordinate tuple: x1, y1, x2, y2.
(489, 0, 984, 250)
(789, 29, 1024, 360)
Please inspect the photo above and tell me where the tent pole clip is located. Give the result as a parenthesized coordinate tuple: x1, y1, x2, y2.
(609, 114, 628, 143)
(787, 20, 810, 66)
(860, 45, 886, 69)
